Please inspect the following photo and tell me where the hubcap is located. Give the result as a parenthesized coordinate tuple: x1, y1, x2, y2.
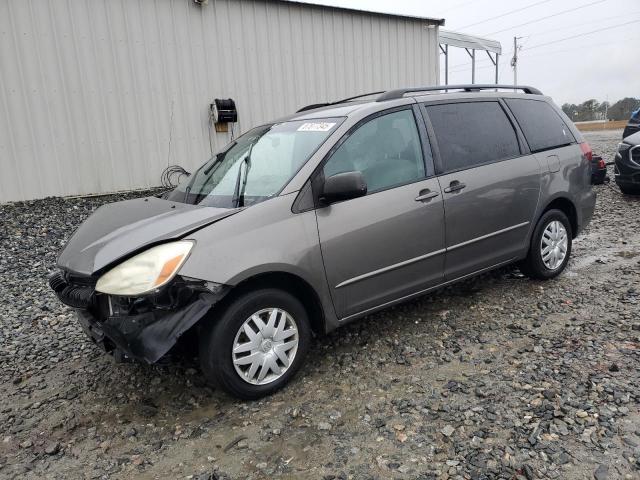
(540, 220, 568, 270)
(232, 308, 299, 385)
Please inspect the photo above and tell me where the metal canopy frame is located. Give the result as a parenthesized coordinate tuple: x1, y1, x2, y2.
(439, 30, 502, 86)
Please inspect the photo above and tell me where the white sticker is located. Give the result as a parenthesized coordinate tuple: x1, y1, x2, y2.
(297, 122, 336, 132)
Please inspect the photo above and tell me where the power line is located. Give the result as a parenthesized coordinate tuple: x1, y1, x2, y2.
(446, 49, 513, 73)
(482, 0, 607, 36)
(445, 45, 514, 72)
(521, 11, 640, 38)
(437, 0, 477, 14)
(446, 11, 639, 72)
(445, 55, 512, 82)
(446, 29, 639, 75)
(443, 1, 632, 79)
(446, 57, 500, 73)
(455, 0, 553, 30)
(525, 18, 637, 50)
(519, 34, 640, 58)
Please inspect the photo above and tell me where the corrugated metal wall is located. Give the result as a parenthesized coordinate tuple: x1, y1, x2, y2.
(0, 0, 439, 202)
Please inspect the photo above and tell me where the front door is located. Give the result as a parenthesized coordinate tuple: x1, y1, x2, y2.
(422, 100, 542, 280)
(315, 107, 445, 319)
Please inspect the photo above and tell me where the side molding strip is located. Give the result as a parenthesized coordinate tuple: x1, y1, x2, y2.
(339, 257, 517, 323)
(446, 221, 530, 252)
(334, 221, 529, 289)
(335, 248, 446, 289)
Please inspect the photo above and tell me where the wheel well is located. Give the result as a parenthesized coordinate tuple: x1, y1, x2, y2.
(543, 197, 578, 238)
(221, 272, 326, 335)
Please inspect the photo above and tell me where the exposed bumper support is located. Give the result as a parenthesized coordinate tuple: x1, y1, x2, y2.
(77, 294, 217, 363)
(50, 272, 229, 363)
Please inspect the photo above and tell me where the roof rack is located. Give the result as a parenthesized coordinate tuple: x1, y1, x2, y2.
(296, 85, 542, 113)
(296, 91, 385, 113)
(376, 84, 542, 101)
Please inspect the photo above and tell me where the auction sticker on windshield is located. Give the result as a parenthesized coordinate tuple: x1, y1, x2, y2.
(297, 122, 336, 132)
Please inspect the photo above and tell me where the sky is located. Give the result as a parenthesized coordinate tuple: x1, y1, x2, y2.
(290, 0, 639, 106)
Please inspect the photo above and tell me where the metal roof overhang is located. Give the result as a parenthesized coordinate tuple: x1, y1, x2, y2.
(275, 0, 444, 25)
(439, 30, 502, 54)
(438, 30, 503, 85)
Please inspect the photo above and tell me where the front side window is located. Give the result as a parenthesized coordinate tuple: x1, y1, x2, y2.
(322, 109, 426, 193)
(426, 101, 521, 172)
(505, 98, 576, 152)
(168, 118, 342, 207)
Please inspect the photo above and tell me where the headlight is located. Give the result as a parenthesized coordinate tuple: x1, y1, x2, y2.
(95, 241, 194, 296)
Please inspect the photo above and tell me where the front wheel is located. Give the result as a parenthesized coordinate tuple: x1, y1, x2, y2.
(199, 288, 311, 400)
(520, 209, 572, 280)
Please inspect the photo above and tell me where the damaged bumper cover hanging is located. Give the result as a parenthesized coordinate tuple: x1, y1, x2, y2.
(49, 271, 228, 363)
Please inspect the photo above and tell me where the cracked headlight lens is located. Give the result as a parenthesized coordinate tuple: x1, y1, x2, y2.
(96, 241, 194, 296)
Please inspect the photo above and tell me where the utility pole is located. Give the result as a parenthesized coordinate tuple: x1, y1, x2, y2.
(513, 37, 518, 86)
(510, 36, 523, 87)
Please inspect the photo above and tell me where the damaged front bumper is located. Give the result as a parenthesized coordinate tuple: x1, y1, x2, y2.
(49, 272, 229, 363)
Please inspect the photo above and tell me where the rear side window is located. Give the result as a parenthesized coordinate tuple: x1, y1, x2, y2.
(425, 101, 520, 172)
(505, 98, 575, 152)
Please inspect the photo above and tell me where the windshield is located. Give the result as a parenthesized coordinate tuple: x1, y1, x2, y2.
(167, 118, 342, 207)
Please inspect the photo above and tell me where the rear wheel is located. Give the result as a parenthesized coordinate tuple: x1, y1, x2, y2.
(199, 288, 311, 400)
(520, 209, 572, 280)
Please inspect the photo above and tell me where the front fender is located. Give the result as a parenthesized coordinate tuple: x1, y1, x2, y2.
(178, 194, 339, 331)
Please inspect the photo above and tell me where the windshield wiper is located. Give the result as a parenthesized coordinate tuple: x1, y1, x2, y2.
(204, 141, 236, 176)
(184, 142, 238, 203)
(231, 143, 254, 208)
(237, 155, 252, 208)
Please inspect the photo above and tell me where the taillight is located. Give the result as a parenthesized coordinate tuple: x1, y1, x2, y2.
(580, 142, 593, 162)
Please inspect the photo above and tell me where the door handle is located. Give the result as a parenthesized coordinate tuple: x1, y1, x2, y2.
(444, 180, 466, 193)
(415, 190, 439, 202)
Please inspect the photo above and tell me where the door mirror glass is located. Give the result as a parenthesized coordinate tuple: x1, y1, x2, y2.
(320, 171, 367, 205)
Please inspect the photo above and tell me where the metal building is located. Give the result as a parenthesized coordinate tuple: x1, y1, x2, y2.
(0, 0, 445, 202)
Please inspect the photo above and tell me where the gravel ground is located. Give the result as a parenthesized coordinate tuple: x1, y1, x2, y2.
(1, 130, 638, 480)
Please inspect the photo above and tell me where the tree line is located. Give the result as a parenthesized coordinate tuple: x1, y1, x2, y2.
(561, 97, 639, 122)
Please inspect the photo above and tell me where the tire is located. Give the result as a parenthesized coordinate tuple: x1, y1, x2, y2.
(619, 184, 640, 195)
(520, 209, 572, 280)
(199, 288, 311, 400)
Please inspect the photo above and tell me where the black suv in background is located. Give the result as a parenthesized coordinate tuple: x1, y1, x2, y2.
(623, 109, 640, 139)
(615, 131, 640, 195)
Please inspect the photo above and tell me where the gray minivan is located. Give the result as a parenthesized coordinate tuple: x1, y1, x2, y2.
(50, 85, 596, 399)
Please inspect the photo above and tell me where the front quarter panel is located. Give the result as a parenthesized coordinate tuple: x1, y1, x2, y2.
(178, 194, 337, 328)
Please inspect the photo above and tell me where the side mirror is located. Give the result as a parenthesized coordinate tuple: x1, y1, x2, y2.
(320, 171, 367, 205)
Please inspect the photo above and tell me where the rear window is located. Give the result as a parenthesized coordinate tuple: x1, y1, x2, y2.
(425, 101, 521, 172)
(505, 98, 575, 152)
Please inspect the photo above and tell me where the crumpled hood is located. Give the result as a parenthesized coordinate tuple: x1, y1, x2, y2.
(57, 196, 239, 275)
